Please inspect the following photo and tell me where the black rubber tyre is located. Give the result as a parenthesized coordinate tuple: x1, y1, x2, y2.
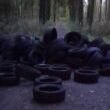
(101, 57, 110, 65)
(106, 51, 110, 57)
(99, 44, 110, 56)
(100, 64, 110, 76)
(74, 69, 99, 84)
(44, 39, 68, 63)
(33, 84, 65, 103)
(0, 36, 15, 53)
(43, 28, 57, 44)
(13, 34, 38, 61)
(19, 58, 33, 66)
(34, 75, 62, 86)
(81, 66, 97, 71)
(85, 47, 101, 61)
(64, 31, 84, 47)
(1, 51, 13, 61)
(89, 38, 105, 47)
(51, 64, 68, 68)
(46, 51, 67, 64)
(65, 56, 83, 68)
(86, 52, 103, 68)
(82, 35, 90, 45)
(49, 66, 71, 80)
(34, 64, 50, 75)
(68, 46, 87, 58)
(27, 49, 43, 64)
(16, 64, 41, 81)
(0, 62, 15, 72)
(0, 72, 20, 86)
(66, 46, 87, 67)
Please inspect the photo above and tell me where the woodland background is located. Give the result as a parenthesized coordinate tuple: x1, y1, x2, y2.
(0, 0, 110, 38)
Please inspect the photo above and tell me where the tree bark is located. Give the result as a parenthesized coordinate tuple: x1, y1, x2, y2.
(68, 0, 77, 22)
(77, 0, 83, 25)
(106, 0, 110, 21)
(45, 0, 51, 22)
(105, 0, 107, 20)
(39, 0, 50, 24)
(99, 0, 102, 21)
(53, 0, 57, 22)
(87, 0, 95, 27)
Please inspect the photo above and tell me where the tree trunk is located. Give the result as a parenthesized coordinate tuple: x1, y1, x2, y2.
(45, 0, 51, 22)
(87, 0, 95, 27)
(39, 0, 45, 24)
(99, 0, 102, 21)
(39, 0, 50, 24)
(105, 0, 107, 20)
(31, 0, 34, 18)
(106, 0, 110, 21)
(77, 0, 83, 25)
(53, 0, 57, 22)
(68, 0, 77, 22)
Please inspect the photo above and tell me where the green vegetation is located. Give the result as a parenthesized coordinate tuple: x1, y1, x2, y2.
(0, 0, 110, 38)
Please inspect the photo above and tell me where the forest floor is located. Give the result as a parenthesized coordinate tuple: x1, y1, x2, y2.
(0, 76, 110, 110)
(0, 23, 110, 110)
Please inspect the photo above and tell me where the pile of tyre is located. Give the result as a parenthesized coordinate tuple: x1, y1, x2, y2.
(0, 27, 110, 103)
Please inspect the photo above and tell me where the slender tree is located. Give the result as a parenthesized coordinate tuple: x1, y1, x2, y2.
(106, 0, 110, 21)
(87, 0, 95, 27)
(45, 0, 51, 22)
(39, 0, 45, 24)
(105, 0, 107, 20)
(68, 0, 77, 22)
(53, 0, 57, 22)
(99, 0, 102, 21)
(77, 0, 83, 25)
(39, 0, 51, 24)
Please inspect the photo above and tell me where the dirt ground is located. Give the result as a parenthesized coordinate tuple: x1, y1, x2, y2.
(0, 75, 110, 110)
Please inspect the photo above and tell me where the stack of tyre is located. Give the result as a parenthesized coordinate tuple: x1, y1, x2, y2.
(41, 28, 107, 85)
(0, 34, 44, 87)
(0, 34, 44, 65)
(33, 63, 72, 103)
(0, 61, 20, 86)
(0, 28, 110, 104)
